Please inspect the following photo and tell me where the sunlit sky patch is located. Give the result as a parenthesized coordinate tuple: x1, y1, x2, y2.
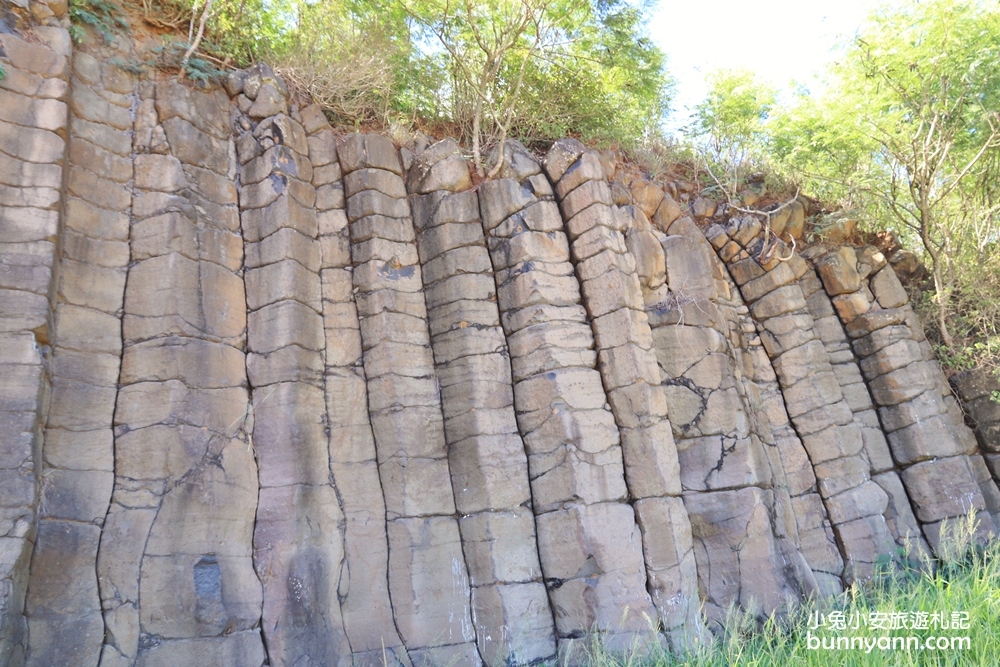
(647, 0, 900, 132)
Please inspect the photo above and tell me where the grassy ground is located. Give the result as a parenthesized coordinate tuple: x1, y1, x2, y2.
(576, 512, 1000, 667)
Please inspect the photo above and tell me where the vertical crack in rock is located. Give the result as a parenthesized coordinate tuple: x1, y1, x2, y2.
(725, 294, 826, 599)
(478, 140, 659, 661)
(476, 146, 566, 661)
(641, 209, 813, 626)
(408, 138, 557, 666)
(233, 70, 352, 667)
(0, 18, 74, 667)
(92, 61, 141, 667)
(543, 140, 706, 651)
(807, 244, 1000, 552)
(299, 104, 411, 667)
(707, 219, 896, 584)
(339, 133, 479, 666)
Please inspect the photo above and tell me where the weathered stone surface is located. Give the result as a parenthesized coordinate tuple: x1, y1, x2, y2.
(338, 133, 402, 175)
(872, 472, 929, 556)
(626, 229, 666, 289)
(684, 489, 797, 624)
(901, 457, 987, 525)
(7, 58, 999, 665)
(870, 266, 908, 309)
(536, 502, 657, 636)
(387, 518, 477, 652)
(818, 246, 861, 295)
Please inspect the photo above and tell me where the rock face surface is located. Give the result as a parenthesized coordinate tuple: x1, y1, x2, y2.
(2, 25, 999, 667)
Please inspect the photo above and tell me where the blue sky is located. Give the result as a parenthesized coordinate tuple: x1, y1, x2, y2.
(647, 0, 891, 132)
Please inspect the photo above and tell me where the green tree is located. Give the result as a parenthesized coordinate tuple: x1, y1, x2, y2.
(403, 0, 558, 175)
(768, 93, 877, 210)
(183, 0, 670, 159)
(265, 0, 416, 124)
(688, 69, 776, 194)
(510, 0, 672, 146)
(831, 0, 1000, 349)
(765, 0, 1000, 354)
(403, 0, 670, 174)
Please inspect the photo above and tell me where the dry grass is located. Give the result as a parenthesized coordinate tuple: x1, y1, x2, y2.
(272, 38, 394, 127)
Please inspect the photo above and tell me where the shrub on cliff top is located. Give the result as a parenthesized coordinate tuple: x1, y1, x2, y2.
(162, 0, 671, 160)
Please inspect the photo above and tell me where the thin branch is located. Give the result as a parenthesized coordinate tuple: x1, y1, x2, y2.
(180, 0, 213, 69)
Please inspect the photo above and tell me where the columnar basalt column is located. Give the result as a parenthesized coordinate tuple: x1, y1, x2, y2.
(736, 296, 845, 595)
(15, 45, 1000, 662)
(676, 208, 846, 595)
(633, 179, 841, 596)
(297, 106, 409, 666)
(24, 47, 130, 667)
(543, 140, 704, 649)
(0, 20, 71, 666)
(798, 246, 927, 558)
(338, 133, 479, 666)
(812, 245, 1000, 550)
(408, 139, 557, 665)
(730, 284, 845, 595)
(706, 217, 895, 582)
(951, 369, 1000, 487)
(97, 79, 266, 666)
(478, 140, 658, 656)
(643, 211, 813, 623)
(233, 75, 352, 666)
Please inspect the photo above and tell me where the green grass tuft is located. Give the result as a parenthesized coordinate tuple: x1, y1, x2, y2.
(578, 511, 999, 667)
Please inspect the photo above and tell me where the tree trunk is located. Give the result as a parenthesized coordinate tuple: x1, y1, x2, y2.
(920, 203, 955, 352)
(472, 96, 483, 177)
(931, 263, 955, 351)
(470, 57, 494, 178)
(181, 0, 213, 70)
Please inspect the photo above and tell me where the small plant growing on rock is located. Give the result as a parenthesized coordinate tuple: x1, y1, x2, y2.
(149, 38, 225, 83)
(68, 0, 129, 44)
(107, 56, 148, 76)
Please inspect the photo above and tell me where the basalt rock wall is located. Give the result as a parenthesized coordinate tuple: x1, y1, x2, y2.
(2, 21, 999, 667)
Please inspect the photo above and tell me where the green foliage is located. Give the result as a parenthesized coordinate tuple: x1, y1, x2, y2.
(148, 38, 226, 81)
(239, 0, 669, 156)
(0, 64, 6, 82)
(687, 69, 776, 192)
(934, 336, 1000, 372)
(504, 0, 673, 146)
(259, 0, 409, 125)
(141, 0, 295, 67)
(183, 54, 225, 82)
(767, 0, 1000, 220)
(108, 56, 149, 76)
(396, 0, 672, 172)
(200, 0, 296, 65)
(578, 512, 999, 666)
(138, 0, 670, 155)
(68, 0, 130, 44)
(705, 0, 1000, 368)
